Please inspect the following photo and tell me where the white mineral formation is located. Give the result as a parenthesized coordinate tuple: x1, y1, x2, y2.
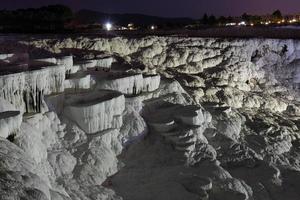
(96, 73, 160, 95)
(96, 73, 145, 95)
(64, 90, 125, 133)
(0, 53, 29, 64)
(76, 57, 113, 71)
(64, 73, 91, 91)
(32, 55, 73, 72)
(0, 36, 299, 200)
(0, 98, 22, 138)
(95, 56, 113, 69)
(142, 74, 161, 92)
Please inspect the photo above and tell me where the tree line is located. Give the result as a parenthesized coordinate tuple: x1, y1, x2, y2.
(200, 10, 284, 26)
(0, 5, 287, 33)
(0, 5, 73, 32)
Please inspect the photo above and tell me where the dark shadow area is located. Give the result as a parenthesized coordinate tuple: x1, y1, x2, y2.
(0, 5, 73, 34)
(0, 42, 63, 75)
(6, 134, 16, 143)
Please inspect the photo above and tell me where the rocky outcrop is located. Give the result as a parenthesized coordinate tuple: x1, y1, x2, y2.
(0, 98, 22, 138)
(64, 73, 91, 91)
(0, 64, 65, 113)
(96, 72, 161, 95)
(64, 91, 125, 134)
(0, 36, 300, 200)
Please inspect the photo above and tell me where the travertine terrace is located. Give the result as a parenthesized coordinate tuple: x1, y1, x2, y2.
(0, 36, 300, 200)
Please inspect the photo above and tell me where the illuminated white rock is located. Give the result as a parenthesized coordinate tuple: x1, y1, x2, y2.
(175, 105, 210, 126)
(95, 57, 113, 69)
(64, 73, 91, 91)
(96, 73, 160, 95)
(24, 65, 65, 95)
(293, 66, 300, 85)
(70, 64, 80, 74)
(32, 57, 57, 65)
(32, 55, 76, 76)
(2, 36, 300, 200)
(23, 66, 65, 113)
(76, 57, 112, 71)
(97, 73, 144, 95)
(57, 55, 73, 72)
(120, 104, 148, 145)
(48, 150, 77, 177)
(0, 53, 29, 64)
(0, 64, 65, 113)
(0, 138, 52, 200)
(0, 97, 22, 138)
(149, 118, 177, 132)
(0, 72, 25, 109)
(142, 74, 160, 92)
(64, 90, 125, 133)
(0, 111, 22, 138)
(76, 60, 97, 70)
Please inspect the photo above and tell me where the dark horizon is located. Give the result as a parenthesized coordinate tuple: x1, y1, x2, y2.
(1, 0, 300, 18)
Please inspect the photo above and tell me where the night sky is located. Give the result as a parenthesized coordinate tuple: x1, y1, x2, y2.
(1, 0, 300, 18)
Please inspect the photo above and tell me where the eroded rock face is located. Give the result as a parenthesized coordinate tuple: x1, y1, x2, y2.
(0, 98, 22, 138)
(0, 36, 300, 200)
(64, 91, 125, 134)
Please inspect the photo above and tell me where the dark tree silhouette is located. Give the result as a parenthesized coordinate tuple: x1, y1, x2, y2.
(201, 13, 209, 24)
(208, 15, 217, 25)
(218, 16, 227, 24)
(242, 13, 251, 22)
(0, 5, 73, 33)
(272, 10, 283, 21)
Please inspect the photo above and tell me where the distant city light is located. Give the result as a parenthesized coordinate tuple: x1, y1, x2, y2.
(238, 21, 246, 26)
(151, 25, 156, 30)
(127, 23, 135, 30)
(105, 22, 112, 31)
(225, 22, 237, 26)
(289, 18, 297, 23)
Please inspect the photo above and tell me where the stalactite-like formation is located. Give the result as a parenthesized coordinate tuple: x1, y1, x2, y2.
(0, 65, 65, 113)
(23, 88, 43, 114)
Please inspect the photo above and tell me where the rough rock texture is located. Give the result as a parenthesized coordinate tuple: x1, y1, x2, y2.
(0, 36, 300, 200)
(96, 73, 161, 95)
(0, 98, 22, 138)
(0, 65, 65, 112)
(64, 91, 125, 134)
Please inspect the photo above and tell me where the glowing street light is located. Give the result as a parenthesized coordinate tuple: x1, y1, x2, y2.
(105, 22, 112, 31)
(150, 25, 157, 30)
(290, 18, 297, 23)
(238, 21, 246, 26)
